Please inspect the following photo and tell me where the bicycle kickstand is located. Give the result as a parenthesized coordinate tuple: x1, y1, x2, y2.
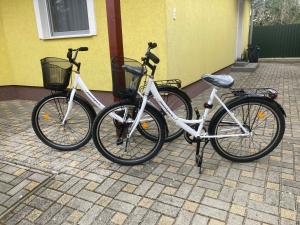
(195, 138, 209, 174)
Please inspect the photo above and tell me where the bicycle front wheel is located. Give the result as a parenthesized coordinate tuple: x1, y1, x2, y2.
(32, 92, 95, 151)
(92, 101, 165, 165)
(208, 96, 285, 162)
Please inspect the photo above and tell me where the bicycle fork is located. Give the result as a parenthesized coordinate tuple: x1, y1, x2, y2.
(62, 88, 76, 125)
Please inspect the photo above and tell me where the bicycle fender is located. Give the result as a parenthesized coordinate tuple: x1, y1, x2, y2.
(223, 95, 286, 117)
(157, 86, 192, 103)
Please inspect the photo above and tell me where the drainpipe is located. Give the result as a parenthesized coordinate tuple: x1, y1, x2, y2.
(249, 1, 255, 45)
(106, 0, 124, 102)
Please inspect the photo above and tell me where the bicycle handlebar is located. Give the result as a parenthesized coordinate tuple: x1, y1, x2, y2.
(67, 47, 88, 71)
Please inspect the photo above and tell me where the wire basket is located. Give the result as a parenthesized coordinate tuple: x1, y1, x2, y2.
(41, 57, 72, 91)
(111, 57, 145, 98)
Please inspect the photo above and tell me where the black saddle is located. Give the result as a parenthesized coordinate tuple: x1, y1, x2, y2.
(203, 74, 234, 88)
(123, 65, 145, 76)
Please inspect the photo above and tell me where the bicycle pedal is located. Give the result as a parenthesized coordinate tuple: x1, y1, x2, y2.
(116, 138, 123, 145)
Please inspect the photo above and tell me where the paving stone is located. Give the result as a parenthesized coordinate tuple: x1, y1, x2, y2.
(174, 209, 194, 225)
(77, 189, 101, 203)
(108, 199, 134, 214)
(78, 205, 103, 225)
(151, 201, 180, 217)
(146, 183, 164, 199)
(124, 207, 148, 225)
(140, 210, 161, 225)
(67, 197, 93, 212)
(198, 205, 227, 221)
(116, 192, 141, 205)
(247, 209, 279, 225)
(192, 214, 209, 225)
(158, 194, 185, 207)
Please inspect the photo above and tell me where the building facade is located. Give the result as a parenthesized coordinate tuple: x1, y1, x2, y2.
(0, 0, 250, 99)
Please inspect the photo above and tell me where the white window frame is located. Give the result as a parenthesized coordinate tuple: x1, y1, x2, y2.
(33, 0, 96, 40)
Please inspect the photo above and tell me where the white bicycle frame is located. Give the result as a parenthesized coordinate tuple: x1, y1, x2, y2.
(128, 76, 251, 139)
(62, 72, 124, 124)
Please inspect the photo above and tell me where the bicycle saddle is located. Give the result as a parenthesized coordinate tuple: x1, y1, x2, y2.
(203, 74, 234, 88)
(123, 65, 145, 76)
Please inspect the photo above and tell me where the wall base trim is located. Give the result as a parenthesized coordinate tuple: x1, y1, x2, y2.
(0, 65, 232, 102)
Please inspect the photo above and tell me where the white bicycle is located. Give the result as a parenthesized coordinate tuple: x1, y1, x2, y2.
(32, 45, 192, 151)
(92, 43, 286, 169)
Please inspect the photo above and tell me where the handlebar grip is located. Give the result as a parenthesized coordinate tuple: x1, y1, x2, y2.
(148, 42, 157, 49)
(147, 52, 160, 64)
(79, 47, 88, 51)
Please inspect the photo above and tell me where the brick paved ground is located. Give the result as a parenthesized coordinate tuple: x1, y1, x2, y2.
(0, 63, 299, 225)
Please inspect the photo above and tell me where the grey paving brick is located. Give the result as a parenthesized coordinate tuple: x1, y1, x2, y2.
(0, 181, 13, 193)
(120, 174, 143, 185)
(78, 205, 103, 225)
(146, 183, 164, 199)
(151, 201, 180, 217)
(77, 189, 101, 203)
(35, 203, 63, 225)
(227, 213, 244, 225)
(124, 207, 148, 225)
(198, 205, 227, 221)
(247, 209, 279, 225)
(46, 206, 74, 225)
(105, 180, 126, 198)
(4, 206, 33, 225)
(188, 186, 205, 202)
(85, 173, 105, 183)
(201, 197, 230, 211)
(248, 200, 279, 215)
(174, 209, 194, 225)
(91, 208, 115, 225)
(191, 214, 209, 225)
(158, 194, 185, 207)
(280, 191, 296, 210)
(58, 177, 80, 192)
(40, 188, 63, 201)
(176, 183, 193, 199)
(108, 199, 134, 214)
(28, 196, 53, 211)
(0, 173, 15, 183)
(218, 186, 234, 202)
(29, 173, 49, 183)
(140, 210, 161, 225)
(66, 179, 89, 195)
(233, 190, 248, 206)
(265, 189, 280, 206)
(116, 192, 141, 205)
(67, 197, 93, 212)
(95, 178, 116, 194)
(134, 180, 153, 196)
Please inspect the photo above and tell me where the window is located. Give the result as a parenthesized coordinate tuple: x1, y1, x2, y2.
(33, 0, 96, 39)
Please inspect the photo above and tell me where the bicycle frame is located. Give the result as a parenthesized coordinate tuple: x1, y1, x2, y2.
(62, 72, 124, 124)
(129, 76, 251, 139)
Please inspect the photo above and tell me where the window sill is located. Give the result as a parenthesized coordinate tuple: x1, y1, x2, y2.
(40, 33, 96, 40)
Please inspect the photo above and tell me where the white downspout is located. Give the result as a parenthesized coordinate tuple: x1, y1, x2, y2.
(236, 0, 244, 60)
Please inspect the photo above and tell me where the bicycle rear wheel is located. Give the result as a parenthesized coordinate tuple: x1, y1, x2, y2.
(208, 96, 285, 162)
(139, 86, 192, 142)
(32, 92, 95, 151)
(92, 101, 165, 165)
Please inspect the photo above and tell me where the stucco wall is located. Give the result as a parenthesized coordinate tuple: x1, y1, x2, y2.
(0, 0, 167, 90)
(0, 9, 13, 86)
(165, 0, 239, 86)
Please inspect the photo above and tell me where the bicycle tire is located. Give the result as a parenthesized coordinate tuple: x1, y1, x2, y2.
(208, 96, 285, 162)
(138, 86, 192, 142)
(92, 101, 166, 165)
(32, 92, 95, 151)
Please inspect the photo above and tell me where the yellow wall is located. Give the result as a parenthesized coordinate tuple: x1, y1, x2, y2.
(121, 0, 167, 81)
(242, 0, 251, 51)
(0, 8, 13, 86)
(165, 0, 239, 86)
(0, 0, 250, 90)
(0, 0, 167, 90)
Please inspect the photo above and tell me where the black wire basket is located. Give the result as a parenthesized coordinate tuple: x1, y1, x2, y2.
(41, 57, 72, 91)
(111, 57, 145, 99)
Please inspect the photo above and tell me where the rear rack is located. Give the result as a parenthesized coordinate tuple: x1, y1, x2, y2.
(140, 79, 182, 91)
(221, 88, 278, 102)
